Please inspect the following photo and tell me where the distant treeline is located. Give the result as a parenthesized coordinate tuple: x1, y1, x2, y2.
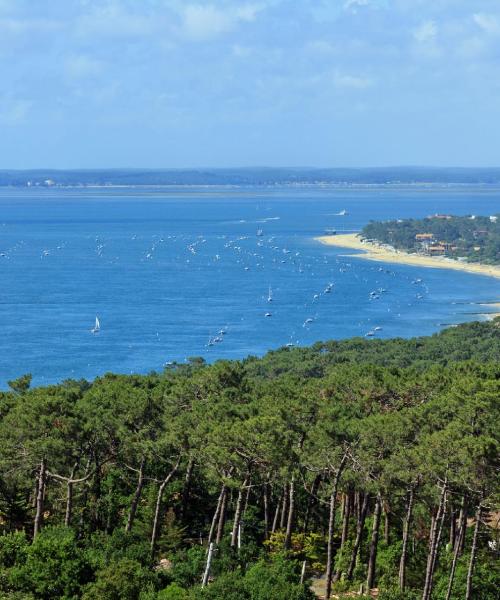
(2, 167, 500, 186)
(0, 319, 499, 599)
(362, 215, 500, 265)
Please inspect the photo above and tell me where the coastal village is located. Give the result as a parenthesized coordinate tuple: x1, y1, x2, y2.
(359, 213, 500, 262)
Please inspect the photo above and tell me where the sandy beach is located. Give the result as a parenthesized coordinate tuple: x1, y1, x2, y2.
(477, 302, 500, 320)
(316, 233, 500, 280)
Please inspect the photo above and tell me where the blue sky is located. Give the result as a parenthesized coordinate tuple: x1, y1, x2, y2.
(1, 0, 499, 168)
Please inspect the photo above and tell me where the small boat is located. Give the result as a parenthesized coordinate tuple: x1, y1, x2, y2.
(365, 331, 375, 337)
(267, 286, 273, 302)
(337, 209, 348, 216)
(265, 312, 272, 317)
(256, 229, 264, 236)
(374, 326, 382, 331)
(91, 316, 100, 334)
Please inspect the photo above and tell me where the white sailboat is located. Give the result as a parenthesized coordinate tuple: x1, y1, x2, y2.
(91, 316, 100, 334)
(267, 285, 273, 302)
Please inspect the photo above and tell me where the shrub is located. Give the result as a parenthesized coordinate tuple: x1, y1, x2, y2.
(157, 583, 191, 600)
(0, 532, 29, 569)
(8, 526, 91, 599)
(377, 589, 420, 600)
(82, 557, 156, 600)
(170, 546, 206, 588)
(86, 529, 151, 570)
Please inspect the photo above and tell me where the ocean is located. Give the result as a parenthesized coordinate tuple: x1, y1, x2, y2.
(1, 184, 499, 386)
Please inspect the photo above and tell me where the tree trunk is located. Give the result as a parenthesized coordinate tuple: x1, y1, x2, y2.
(33, 458, 46, 538)
(125, 458, 145, 533)
(201, 542, 214, 587)
(422, 482, 447, 600)
(430, 489, 447, 578)
(242, 480, 251, 517)
(208, 484, 225, 545)
(383, 501, 390, 544)
(445, 496, 467, 600)
(150, 459, 180, 557)
(280, 484, 288, 530)
(215, 485, 227, 544)
(341, 491, 351, 548)
(458, 497, 467, 554)
(303, 473, 321, 534)
(399, 485, 415, 592)
(449, 507, 456, 549)
(333, 490, 352, 583)
(77, 457, 92, 538)
(325, 458, 346, 599)
(180, 457, 194, 522)
(465, 503, 481, 600)
(284, 476, 295, 550)
(354, 491, 361, 522)
(366, 494, 382, 590)
(231, 476, 248, 547)
(263, 482, 270, 539)
(64, 462, 78, 527)
(271, 490, 282, 534)
(346, 492, 369, 580)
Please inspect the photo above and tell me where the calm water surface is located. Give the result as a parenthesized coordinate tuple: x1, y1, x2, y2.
(1, 185, 499, 385)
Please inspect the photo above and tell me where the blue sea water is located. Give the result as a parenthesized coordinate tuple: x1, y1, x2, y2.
(0, 184, 499, 386)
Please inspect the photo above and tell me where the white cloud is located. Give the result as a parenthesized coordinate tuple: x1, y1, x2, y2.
(232, 44, 253, 58)
(0, 17, 61, 35)
(306, 40, 336, 54)
(65, 55, 105, 79)
(76, 3, 156, 38)
(0, 97, 32, 125)
(413, 20, 438, 43)
(456, 37, 487, 59)
(333, 71, 373, 89)
(473, 13, 500, 35)
(344, 0, 370, 11)
(180, 3, 264, 40)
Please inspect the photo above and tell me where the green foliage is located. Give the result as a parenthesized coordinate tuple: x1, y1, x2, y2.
(86, 529, 152, 570)
(7, 374, 32, 394)
(377, 589, 420, 600)
(194, 557, 315, 600)
(157, 583, 191, 600)
(0, 320, 498, 599)
(81, 558, 157, 600)
(264, 532, 325, 569)
(8, 526, 91, 600)
(170, 546, 206, 588)
(243, 556, 315, 600)
(196, 571, 248, 599)
(432, 549, 499, 600)
(0, 532, 29, 568)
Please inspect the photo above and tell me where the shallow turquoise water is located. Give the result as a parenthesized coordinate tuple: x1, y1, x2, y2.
(1, 184, 498, 385)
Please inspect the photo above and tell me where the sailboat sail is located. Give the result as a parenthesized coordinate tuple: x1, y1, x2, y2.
(91, 316, 100, 333)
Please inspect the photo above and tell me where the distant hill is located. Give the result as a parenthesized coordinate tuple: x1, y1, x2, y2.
(1, 167, 500, 187)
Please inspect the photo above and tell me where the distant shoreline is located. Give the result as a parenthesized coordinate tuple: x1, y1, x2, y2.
(316, 233, 500, 280)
